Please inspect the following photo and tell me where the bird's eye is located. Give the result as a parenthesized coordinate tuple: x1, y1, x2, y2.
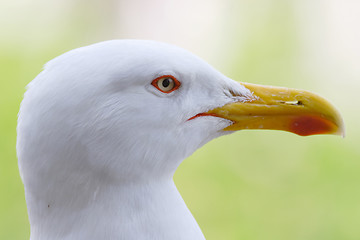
(151, 75, 181, 93)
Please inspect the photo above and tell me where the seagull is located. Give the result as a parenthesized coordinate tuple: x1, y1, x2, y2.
(17, 40, 344, 240)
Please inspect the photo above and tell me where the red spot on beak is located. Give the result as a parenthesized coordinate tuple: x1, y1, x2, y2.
(290, 115, 336, 136)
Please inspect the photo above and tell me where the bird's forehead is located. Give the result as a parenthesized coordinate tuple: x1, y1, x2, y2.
(43, 40, 242, 98)
(49, 40, 213, 79)
(110, 41, 213, 75)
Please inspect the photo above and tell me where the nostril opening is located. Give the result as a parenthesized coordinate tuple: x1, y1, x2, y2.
(281, 100, 303, 106)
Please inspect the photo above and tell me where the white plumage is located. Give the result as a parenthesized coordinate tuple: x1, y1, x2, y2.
(17, 40, 343, 240)
(17, 40, 251, 240)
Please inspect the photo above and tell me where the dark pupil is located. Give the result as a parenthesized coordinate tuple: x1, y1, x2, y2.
(162, 78, 170, 88)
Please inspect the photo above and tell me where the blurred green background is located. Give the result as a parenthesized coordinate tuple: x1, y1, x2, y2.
(1, 0, 359, 239)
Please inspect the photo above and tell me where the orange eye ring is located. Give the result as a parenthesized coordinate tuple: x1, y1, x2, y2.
(151, 75, 181, 93)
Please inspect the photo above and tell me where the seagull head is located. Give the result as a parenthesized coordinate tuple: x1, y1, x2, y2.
(17, 40, 344, 239)
(18, 40, 257, 182)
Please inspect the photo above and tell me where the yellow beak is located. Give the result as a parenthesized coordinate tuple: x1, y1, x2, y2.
(207, 82, 344, 136)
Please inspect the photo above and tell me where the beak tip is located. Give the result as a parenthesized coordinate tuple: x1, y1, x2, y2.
(337, 121, 346, 138)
